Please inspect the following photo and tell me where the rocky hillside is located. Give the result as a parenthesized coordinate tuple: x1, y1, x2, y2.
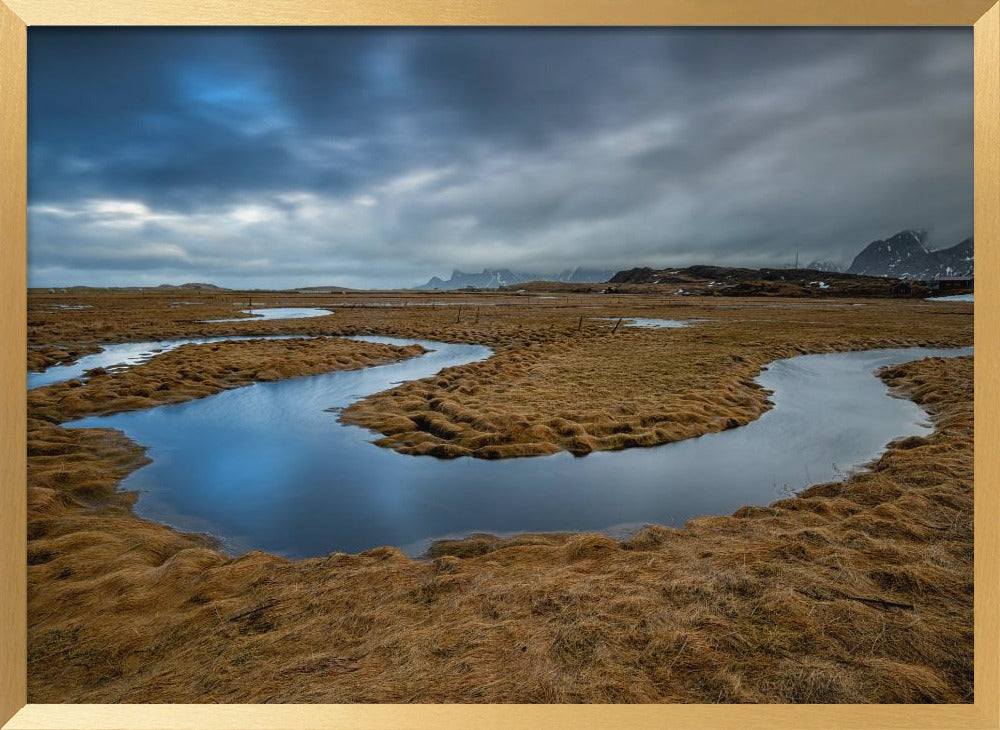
(603, 265, 926, 297)
(847, 230, 973, 279)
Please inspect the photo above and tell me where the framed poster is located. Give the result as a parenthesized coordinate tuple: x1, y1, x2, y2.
(1, 1, 997, 728)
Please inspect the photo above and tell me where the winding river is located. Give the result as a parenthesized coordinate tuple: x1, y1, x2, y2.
(28, 307, 337, 389)
(61, 336, 972, 558)
(28, 335, 307, 390)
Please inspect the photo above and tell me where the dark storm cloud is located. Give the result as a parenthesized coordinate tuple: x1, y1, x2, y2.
(28, 27, 972, 288)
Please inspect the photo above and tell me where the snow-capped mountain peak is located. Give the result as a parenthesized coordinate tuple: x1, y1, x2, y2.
(846, 230, 971, 280)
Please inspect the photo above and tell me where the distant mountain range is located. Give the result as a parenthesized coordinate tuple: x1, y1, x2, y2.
(151, 282, 228, 291)
(605, 230, 972, 285)
(37, 282, 231, 293)
(805, 260, 844, 273)
(413, 230, 973, 291)
(42, 229, 970, 295)
(414, 267, 615, 290)
(845, 230, 973, 280)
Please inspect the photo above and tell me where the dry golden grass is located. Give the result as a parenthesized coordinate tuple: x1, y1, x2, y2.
(26, 352, 973, 703)
(23, 290, 975, 703)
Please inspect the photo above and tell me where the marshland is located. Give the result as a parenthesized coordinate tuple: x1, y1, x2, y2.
(26, 288, 974, 702)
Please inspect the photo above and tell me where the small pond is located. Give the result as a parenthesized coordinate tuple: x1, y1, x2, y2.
(926, 294, 974, 302)
(593, 317, 692, 328)
(203, 307, 334, 322)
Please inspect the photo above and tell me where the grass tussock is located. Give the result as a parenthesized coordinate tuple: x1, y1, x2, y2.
(28, 343, 102, 372)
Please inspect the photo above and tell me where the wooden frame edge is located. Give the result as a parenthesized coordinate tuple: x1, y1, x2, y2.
(0, 0, 27, 728)
(974, 1, 1000, 727)
(1, 0, 998, 27)
(3, 703, 1000, 730)
(2, 1, 997, 729)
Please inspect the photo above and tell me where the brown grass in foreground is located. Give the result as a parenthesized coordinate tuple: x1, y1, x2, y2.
(27, 354, 973, 703)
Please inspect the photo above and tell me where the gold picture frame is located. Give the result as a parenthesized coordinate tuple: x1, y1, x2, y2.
(1, 1, 997, 727)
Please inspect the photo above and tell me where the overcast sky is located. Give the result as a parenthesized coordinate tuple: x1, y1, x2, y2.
(28, 28, 972, 289)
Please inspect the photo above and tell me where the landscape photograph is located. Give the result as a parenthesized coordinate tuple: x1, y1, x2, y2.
(24, 27, 975, 703)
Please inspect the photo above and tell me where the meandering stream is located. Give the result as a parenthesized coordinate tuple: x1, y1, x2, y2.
(28, 307, 338, 389)
(29, 335, 306, 390)
(61, 336, 972, 558)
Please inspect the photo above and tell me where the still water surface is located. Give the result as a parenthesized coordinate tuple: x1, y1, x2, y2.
(593, 317, 692, 328)
(28, 335, 306, 390)
(926, 294, 974, 302)
(202, 307, 334, 322)
(63, 338, 971, 557)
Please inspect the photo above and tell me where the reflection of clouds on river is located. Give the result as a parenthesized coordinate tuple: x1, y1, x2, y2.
(66, 341, 971, 558)
(29, 307, 339, 390)
(28, 334, 307, 389)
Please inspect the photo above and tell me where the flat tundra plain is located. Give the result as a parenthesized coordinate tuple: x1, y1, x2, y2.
(25, 289, 974, 702)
